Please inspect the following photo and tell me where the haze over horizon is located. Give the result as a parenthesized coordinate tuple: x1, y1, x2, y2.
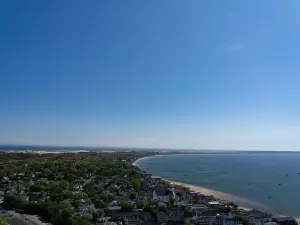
(1, 1, 300, 151)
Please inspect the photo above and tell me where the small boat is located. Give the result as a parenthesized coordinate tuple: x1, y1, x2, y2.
(278, 183, 281, 185)
(268, 196, 272, 199)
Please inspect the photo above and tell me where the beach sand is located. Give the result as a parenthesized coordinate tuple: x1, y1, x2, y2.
(163, 178, 252, 211)
(133, 156, 269, 212)
(133, 156, 300, 220)
(132, 155, 163, 166)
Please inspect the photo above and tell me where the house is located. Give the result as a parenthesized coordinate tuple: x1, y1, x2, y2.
(248, 210, 272, 219)
(194, 210, 217, 225)
(76, 201, 95, 214)
(202, 195, 216, 202)
(224, 217, 244, 225)
(17, 173, 24, 178)
(151, 176, 161, 180)
(169, 209, 185, 222)
(156, 209, 186, 224)
(139, 212, 151, 221)
(244, 209, 273, 225)
(96, 217, 111, 225)
(192, 204, 209, 213)
(109, 200, 119, 207)
(174, 188, 187, 200)
(94, 197, 106, 208)
(277, 217, 297, 225)
(156, 211, 169, 224)
(72, 183, 83, 191)
(108, 211, 139, 221)
(127, 218, 142, 225)
(218, 200, 230, 207)
(263, 222, 277, 225)
(6, 188, 17, 195)
(236, 210, 255, 225)
(10, 173, 17, 179)
(108, 200, 121, 210)
(153, 188, 170, 202)
(208, 201, 219, 209)
(1, 176, 9, 183)
(38, 178, 48, 183)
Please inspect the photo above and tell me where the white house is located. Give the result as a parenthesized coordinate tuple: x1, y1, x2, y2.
(208, 201, 220, 209)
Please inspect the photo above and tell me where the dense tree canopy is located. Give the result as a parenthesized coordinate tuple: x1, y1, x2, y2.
(0, 151, 157, 225)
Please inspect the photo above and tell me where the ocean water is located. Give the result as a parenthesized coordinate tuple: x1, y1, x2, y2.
(137, 153, 300, 217)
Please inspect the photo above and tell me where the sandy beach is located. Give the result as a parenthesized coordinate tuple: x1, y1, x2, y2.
(132, 155, 163, 166)
(133, 156, 300, 221)
(163, 178, 253, 211)
(133, 156, 269, 212)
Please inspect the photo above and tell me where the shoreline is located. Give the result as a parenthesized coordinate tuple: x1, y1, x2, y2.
(132, 155, 255, 211)
(132, 155, 300, 220)
(132, 155, 163, 166)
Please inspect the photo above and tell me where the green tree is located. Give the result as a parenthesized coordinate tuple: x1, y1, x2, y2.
(3, 195, 27, 209)
(184, 220, 193, 225)
(138, 202, 146, 209)
(184, 206, 191, 212)
(92, 209, 104, 221)
(121, 202, 134, 212)
(235, 216, 249, 225)
(29, 184, 45, 192)
(0, 217, 8, 225)
(143, 204, 153, 213)
(67, 216, 93, 225)
(158, 204, 167, 212)
(147, 199, 159, 206)
(129, 192, 137, 200)
(131, 179, 141, 188)
(59, 180, 70, 190)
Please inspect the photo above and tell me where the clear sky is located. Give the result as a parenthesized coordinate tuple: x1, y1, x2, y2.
(1, 1, 300, 150)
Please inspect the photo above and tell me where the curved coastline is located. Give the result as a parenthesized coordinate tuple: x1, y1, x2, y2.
(132, 154, 287, 217)
(132, 154, 164, 166)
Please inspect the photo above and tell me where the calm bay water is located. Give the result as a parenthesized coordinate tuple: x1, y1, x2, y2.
(137, 153, 300, 217)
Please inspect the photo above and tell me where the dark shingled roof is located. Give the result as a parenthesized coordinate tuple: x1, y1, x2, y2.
(184, 211, 195, 218)
(155, 188, 168, 196)
(198, 210, 217, 217)
(278, 217, 296, 222)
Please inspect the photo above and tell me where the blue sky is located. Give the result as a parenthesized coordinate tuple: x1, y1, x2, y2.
(1, 1, 300, 150)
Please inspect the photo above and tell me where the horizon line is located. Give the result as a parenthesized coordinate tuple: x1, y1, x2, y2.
(0, 144, 300, 152)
